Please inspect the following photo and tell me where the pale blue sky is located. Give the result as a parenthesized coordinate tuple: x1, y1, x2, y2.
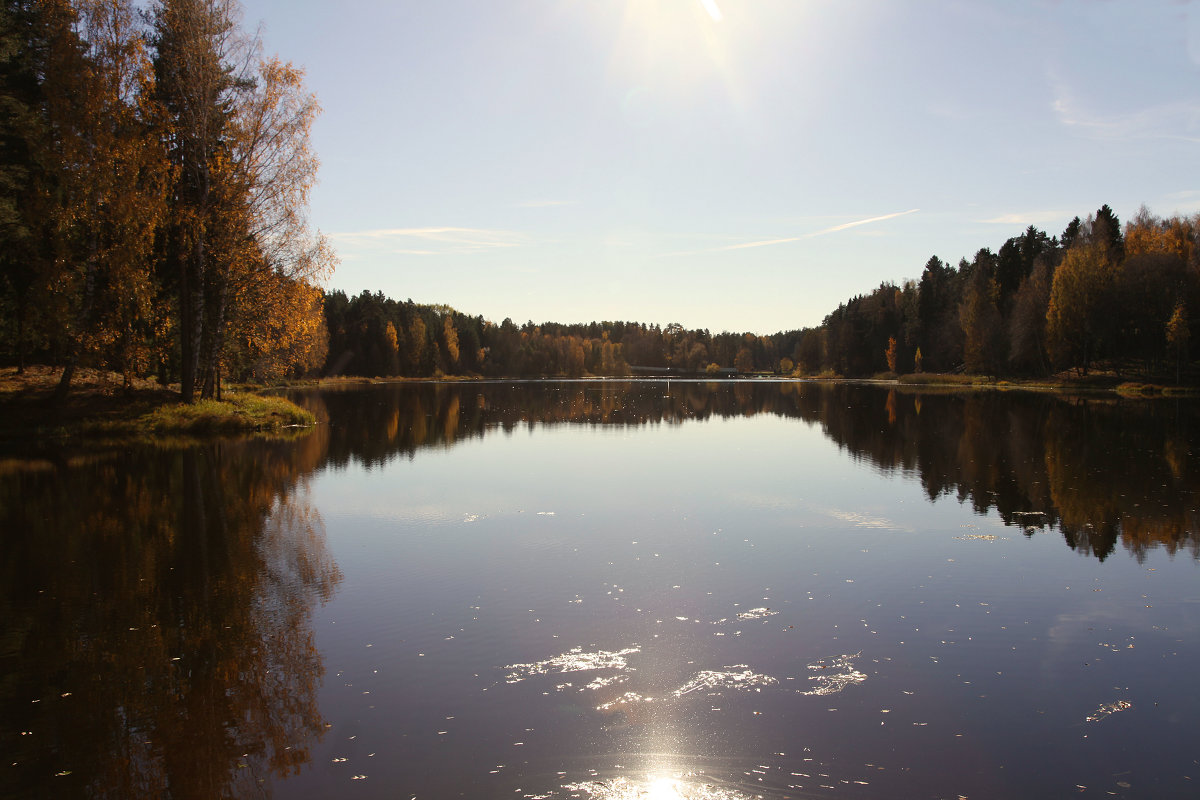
(238, 0, 1200, 333)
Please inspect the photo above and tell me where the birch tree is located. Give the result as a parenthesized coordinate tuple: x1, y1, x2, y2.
(150, 0, 252, 401)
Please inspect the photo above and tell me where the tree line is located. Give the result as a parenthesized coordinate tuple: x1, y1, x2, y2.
(810, 204, 1198, 380)
(0, 0, 332, 401)
(320, 206, 1199, 382)
(321, 291, 799, 379)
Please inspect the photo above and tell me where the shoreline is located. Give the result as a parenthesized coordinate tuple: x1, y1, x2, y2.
(288, 371, 1200, 396)
(3, 366, 1196, 447)
(0, 366, 316, 447)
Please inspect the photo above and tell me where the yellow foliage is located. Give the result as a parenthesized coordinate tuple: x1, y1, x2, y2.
(1125, 213, 1197, 264)
(1045, 242, 1117, 372)
(442, 315, 460, 367)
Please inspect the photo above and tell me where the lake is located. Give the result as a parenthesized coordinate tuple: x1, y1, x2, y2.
(2, 380, 1198, 799)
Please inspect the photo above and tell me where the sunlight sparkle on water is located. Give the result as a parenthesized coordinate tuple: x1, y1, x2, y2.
(565, 773, 756, 800)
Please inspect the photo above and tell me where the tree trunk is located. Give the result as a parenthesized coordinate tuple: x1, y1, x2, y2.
(53, 236, 99, 405)
(199, 267, 227, 400)
(180, 170, 209, 403)
(179, 237, 201, 402)
(15, 292, 26, 375)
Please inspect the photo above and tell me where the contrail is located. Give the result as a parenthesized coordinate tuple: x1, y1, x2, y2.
(717, 209, 919, 251)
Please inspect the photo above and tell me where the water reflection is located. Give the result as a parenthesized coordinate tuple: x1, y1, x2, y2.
(299, 380, 1200, 562)
(4, 379, 1199, 798)
(0, 440, 341, 798)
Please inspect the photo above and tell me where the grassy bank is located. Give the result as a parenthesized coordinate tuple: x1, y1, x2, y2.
(0, 366, 315, 444)
(119, 392, 314, 435)
(893, 371, 1200, 396)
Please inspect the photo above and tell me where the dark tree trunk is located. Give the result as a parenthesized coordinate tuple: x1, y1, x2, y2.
(179, 170, 209, 403)
(199, 268, 226, 400)
(53, 236, 99, 405)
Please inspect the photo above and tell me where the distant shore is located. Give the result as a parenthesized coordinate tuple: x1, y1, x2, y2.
(3, 365, 1195, 446)
(294, 370, 1200, 396)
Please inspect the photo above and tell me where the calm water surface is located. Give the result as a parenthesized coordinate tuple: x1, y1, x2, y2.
(2, 381, 1199, 799)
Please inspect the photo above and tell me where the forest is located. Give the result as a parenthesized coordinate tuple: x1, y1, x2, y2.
(0, 0, 331, 402)
(320, 204, 1199, 382)
(4, 7, 1199, 390)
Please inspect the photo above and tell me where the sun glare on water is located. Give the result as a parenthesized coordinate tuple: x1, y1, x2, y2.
(564, 772, 757, 800)
(648, 776, 685, 798)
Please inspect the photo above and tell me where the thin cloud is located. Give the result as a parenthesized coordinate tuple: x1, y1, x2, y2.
(328, 226, 526, 255)
(716, 209, 920, 252)
(1051, 89, 1200, 145)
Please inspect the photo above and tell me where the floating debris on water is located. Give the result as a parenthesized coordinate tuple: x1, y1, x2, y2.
(827, 510, 900, 529)
(673, 668, 777, 697)
(955, 534, 998, 541)
(595, 692, 651, 711)
(800, 653, 867, 696)
(735, 607, 777, 621)
(1086, 700, 1132, 723)
(585, 674, 629, 691)
(505, 647, 641, 683)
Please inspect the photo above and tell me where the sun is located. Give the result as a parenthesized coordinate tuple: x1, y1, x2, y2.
(604, 0, 734, 95)
(699, 0, 723, 23)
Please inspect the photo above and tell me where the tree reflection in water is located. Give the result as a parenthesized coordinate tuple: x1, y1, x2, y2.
(302, 380, 1200, 562)
(0, 438, 340, 799)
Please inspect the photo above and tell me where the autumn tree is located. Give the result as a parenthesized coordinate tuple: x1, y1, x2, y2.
(151, 1, 332, 397)
(1166, 301, 1188, 384)
(439, 312, 459, 373)
(406, 314, 428, 374)
(0, 0, 330, 393)
(1045, 241, 1117, 375)
(0, 0, 47, 373)
(1104, 208, 1197, 374)
(210, 56, 331, 392)
(150, 0, 253, 401)
(960, 265, 1004, 376)
(16, 0, 172, 400)
(1008, 261, 1053, 375)
(734, 345, 754, 373)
